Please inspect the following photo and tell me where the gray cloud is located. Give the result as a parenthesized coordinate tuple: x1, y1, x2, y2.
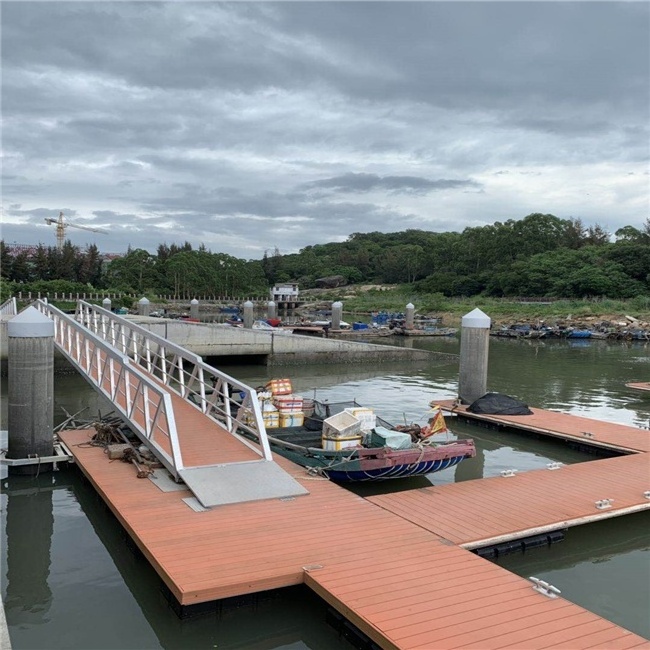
(303, 173, 480, 195)
(1, 2, 648, 257)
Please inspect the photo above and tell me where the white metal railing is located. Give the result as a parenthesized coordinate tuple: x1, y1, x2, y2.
(0, 297, 17, 316)
(33, 300, 184, 479)
(74, 300, 272, 460)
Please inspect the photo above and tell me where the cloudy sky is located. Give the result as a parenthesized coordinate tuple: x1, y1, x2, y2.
(2, 2, 648, 258)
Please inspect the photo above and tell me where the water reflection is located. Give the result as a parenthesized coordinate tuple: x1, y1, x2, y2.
(4, 479, 54, 626)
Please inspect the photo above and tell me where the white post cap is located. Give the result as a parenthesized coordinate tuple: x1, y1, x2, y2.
(461, 308, 491, 328)
(191, 299, 199, 305)
(406, 302, 414, 309)
(267, 300, 276, 306)
(8, 306, 55, 338)
(138, 297, 150, 305)
(244, 300, 254, 307)
(332, 301, 343, 308)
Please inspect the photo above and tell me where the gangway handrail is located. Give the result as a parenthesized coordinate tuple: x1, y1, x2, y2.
(33, 300, 185, 479)
(74, 300, 272, 460)
(0, 297, 17, 316)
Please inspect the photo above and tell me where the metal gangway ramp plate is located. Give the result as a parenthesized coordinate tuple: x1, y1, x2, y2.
(33, 299, 309, 507)
(179, 461, 307, 508)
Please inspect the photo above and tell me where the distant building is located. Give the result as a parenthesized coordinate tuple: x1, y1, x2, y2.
(270, 283, 299, 308)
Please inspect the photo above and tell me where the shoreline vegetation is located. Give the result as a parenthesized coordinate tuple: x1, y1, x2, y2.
(297, 286, 650, 330)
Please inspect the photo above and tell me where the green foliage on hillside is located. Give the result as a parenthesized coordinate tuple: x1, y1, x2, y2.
(1, 215, 648, 301)
(265, 214, 650, 300)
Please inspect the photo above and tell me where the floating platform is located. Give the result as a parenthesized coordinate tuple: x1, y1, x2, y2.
(627, 382, 650, 393)
(59, 427, 650, 649)
(438, 400, 650, 454)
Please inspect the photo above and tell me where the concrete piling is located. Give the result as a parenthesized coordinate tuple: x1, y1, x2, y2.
(7, 307, 55, 475)
(138, 297, 150, 317)
(190, 299, 199, 320)
(102, 297, 111, 311)
(267, 300, 277, 320)
(331, 301, 343, 330)
(458, 308, 491, 404)
(243, 301, 254, 329)
(405, 303, 415, 330)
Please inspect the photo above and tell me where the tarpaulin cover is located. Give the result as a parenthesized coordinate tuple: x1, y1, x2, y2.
(467, 393, 533, 415)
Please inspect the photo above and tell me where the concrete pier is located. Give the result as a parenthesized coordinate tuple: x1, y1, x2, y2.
(243, 301, 254, 329)
(405, 302, 415, 329)
(121, 316, 451, 365)
(138, 297, 150, 317)
(331, 301, 342, 330)
(458, 307, 490, 404)
(190, 299, 199, 320)
(267, 300, 277, 320)
(7, 307, 54, 475)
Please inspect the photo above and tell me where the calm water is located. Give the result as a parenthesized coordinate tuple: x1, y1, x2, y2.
(1, 336, 649, 648)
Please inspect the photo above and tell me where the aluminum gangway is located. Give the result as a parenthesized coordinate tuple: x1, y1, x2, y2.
(33, 299, 308, 507)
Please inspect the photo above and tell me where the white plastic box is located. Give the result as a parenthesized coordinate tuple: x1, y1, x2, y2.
(322, 411, 361, 438)
(344, 407, 376, 432)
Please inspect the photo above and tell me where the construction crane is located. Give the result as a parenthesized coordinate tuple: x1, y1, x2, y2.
(44, 212, 108, 250)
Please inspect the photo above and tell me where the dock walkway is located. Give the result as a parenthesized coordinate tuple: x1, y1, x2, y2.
(59, 424, 650, 649)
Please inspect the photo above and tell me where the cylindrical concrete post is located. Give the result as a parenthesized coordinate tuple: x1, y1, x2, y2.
(190, 299, 199, 320)
(7, 307, 55, 475)
(267, 300, 277, 319)
(138, 297, 150, 317)
(458, 308, 491, 405)
(102, 297, 111, 311)
(331, 301, 343, 330)
(243, 300, 254, 329)
(405, 303, 415, 329)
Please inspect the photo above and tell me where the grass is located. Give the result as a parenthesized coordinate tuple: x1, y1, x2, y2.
(306, 288, 650, 326)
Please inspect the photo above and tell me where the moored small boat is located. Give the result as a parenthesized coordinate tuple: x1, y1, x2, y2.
(244, 396, 476, 482)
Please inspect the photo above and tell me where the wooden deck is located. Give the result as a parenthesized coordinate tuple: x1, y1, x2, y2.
(437, 400, 650, 454)
(627, 382, 650, 393)
(368, 453, 650, 548)
(59, 427, 650, 649)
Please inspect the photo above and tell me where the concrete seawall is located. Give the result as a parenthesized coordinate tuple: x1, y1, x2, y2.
(127, 317, 455, 365)
(1, 315, 457, 373)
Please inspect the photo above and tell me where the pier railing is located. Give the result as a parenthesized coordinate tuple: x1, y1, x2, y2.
(0, 297, 17, 316)
(33, 300, 184, 479)
(73, 300, 272, 460)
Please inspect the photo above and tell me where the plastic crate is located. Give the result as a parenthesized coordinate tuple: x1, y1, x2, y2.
(279, 413, 305, 428)
(273, 394, 304, 413)
(322, 411, 361, 438)
(322, 434, 363, 451)
(344, 407, 376, 432)
(265, 378, 293, 395)
(263, 412, 279, 429)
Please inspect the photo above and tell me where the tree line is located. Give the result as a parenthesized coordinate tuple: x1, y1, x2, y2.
(1, 214, 649, 301)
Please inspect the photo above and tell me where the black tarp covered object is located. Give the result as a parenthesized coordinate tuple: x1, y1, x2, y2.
(467, 393, 533, 415)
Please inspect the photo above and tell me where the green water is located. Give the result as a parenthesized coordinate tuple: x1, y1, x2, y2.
(1, 337, 649, 648)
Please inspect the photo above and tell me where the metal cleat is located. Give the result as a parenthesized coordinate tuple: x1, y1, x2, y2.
(644, 491, 650, 500)
(530, 576, 561, 599)
(500, 469, 518, 477)
(582, 431, 595, 438)
(595, 499, 614, 509)
(546, 462, 563, 470)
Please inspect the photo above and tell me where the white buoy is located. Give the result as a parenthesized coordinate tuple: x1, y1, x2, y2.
(459, 308, 491, 404)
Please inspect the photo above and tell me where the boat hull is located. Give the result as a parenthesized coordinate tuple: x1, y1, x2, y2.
(263, 434, 475, 482)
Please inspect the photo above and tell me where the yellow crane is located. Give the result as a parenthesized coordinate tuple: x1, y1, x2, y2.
(44, 211, 108, 250)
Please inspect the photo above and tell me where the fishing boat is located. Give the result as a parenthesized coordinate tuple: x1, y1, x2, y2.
(245, 396, 475, 482)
